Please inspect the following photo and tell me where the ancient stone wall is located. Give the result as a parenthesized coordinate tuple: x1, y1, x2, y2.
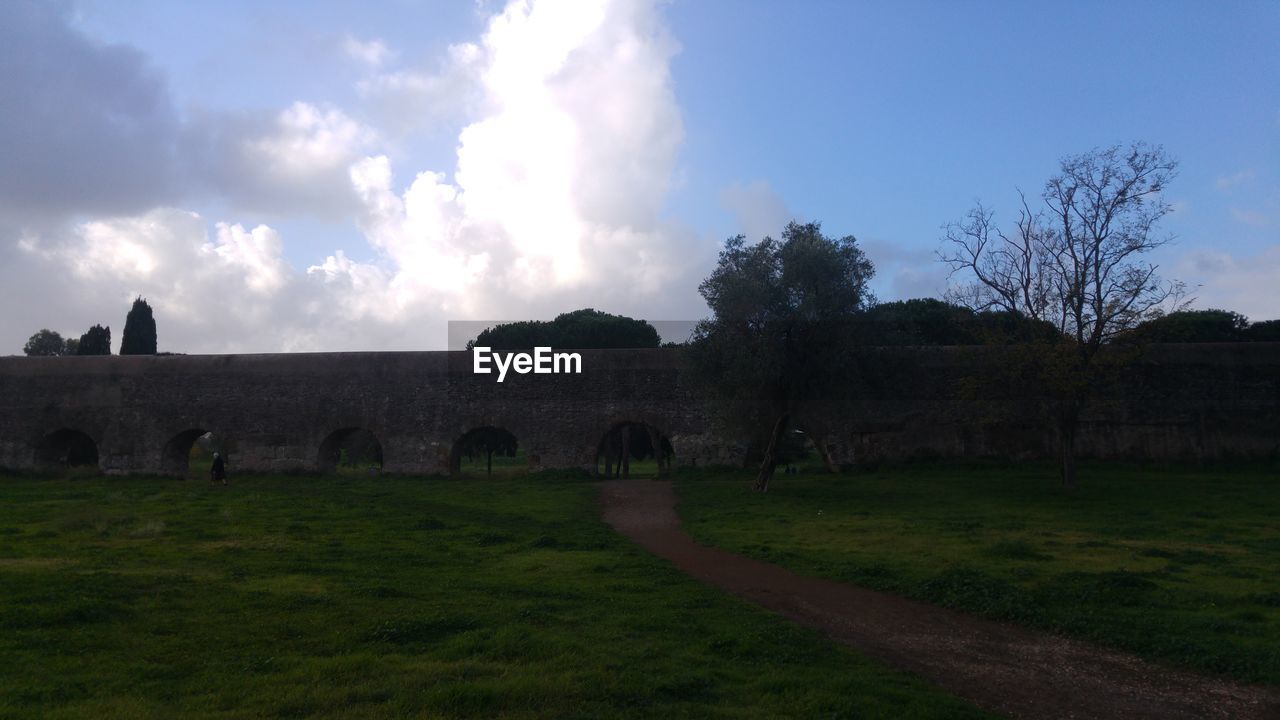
(0, 344, 1276, 475)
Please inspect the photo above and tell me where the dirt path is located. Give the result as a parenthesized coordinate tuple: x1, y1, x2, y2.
(599, 479, 1280, 720)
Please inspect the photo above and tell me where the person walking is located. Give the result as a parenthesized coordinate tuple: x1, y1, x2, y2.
(210, 452, 227, 485)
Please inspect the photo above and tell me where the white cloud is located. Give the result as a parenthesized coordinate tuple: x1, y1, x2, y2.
(343, 35, 394, 68)
(1, 0, 710, 354)
(203, 222, 291, 295)
(1178, 246, 1280, 321)
(356, 41, 485, 136)
(319, 0, 706, 323)
(183, 102, 377, 219)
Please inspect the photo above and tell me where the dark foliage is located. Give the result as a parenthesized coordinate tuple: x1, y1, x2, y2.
(120, 296, 157, 355)
(469, 308, 659, 349)
(1121, 309, 1279, 344)
(689, 221, 875, 490)
(1244, 319, 1280, 342)
(22, 329, 69, 356)
(76, 325, 111, 355)
(854, 299, 1060, 345)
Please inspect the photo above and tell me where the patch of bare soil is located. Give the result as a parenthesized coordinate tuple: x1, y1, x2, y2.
(599, 479, 1280, 720)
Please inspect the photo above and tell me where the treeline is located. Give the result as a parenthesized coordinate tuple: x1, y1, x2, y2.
(855, 300, 1280, 346)
(467, 301, 1279, 353)
(467, 308, 660, 350)
(22, 297, 158, 356)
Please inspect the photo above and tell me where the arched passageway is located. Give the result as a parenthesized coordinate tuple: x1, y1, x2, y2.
(318, 428, 384, 475)
(596, 421, 673, 479)
(35, 428, 99, 470)
(162, 429, 228, 477)
(451, 426, 521, 478)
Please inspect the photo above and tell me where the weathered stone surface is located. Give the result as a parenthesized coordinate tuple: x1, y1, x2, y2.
(0, 344, 1276, 475)
(0, 349, 731, 475)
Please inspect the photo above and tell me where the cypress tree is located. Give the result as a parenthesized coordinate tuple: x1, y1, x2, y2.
(120, 296, 157, 355)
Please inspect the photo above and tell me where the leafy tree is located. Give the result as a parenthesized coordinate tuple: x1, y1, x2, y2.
(1244, 319, 1280, 342)
(940, 143, 1182, 486)
(856, 299, 980, 345)
(971, 309, 1063, 344)
(689, 221, 875, 491)
(469, 308, 660, 349)
(23, 329, 68, 356)
(76, 324, 112, 355)
(120, 296, 157, 355)
(1120, 309, 1248, 343)
(63, 337, 79, 355)
(852, 299, 1060, 346)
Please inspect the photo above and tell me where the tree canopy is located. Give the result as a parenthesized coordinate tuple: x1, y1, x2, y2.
(23, 329, 70, 356)
(1118, 309, 1280, 344)
(854, 299, 1060, 346)
(120, 296, 157, 355)
(76, 325, 111, 355)
(469, 308, 660, 350)
(1245, 319, 1280, 342)
(689, 221, 875, 491)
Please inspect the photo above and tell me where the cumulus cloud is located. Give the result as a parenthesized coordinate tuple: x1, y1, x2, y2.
(0, 2, 378, 225)
(1, 0, 709, 354)
(0, 0, 182, 219)
(356, 41, 485, 136)
(182, 102, 377, 220)
(12, 209, 296, 352)
(316, 0, 707, 324)
(6, 207, 440, 353)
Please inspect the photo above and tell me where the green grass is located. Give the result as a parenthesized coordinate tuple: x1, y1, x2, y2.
(455, 450, 531, 479)
(676, 462, 1280, 684)
(0, 472, 991, 719)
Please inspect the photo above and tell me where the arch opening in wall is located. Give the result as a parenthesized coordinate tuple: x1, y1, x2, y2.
(162, 429, 228, 478)
(451, 426, 521, 478)
(36, 428, 99, 471)
(596, 421, 673, 479)
(318, 428, 384, 475)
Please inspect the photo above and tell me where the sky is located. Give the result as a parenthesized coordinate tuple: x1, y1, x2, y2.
(1, 0, 1277, 353)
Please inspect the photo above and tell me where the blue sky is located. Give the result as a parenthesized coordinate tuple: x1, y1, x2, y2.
(2, 0, 1277, 352)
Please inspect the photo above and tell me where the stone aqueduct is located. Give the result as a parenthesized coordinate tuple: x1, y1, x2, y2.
(0, 344, 1277, 476)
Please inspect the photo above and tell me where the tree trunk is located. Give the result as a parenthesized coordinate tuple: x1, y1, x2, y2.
(604, 442, 613, 478)
(486, 450, 492, 478)
(621, 427, 631, 480)
(812, 435, 839, 474)
(755, 413, 789, 492)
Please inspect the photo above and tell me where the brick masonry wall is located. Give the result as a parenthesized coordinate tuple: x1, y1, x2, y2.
(0, 344, 1276, 475)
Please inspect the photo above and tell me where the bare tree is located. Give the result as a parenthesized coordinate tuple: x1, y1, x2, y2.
(940, 143, 1186, 486)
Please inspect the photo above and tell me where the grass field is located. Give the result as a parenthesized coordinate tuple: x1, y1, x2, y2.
(0, 472, 991, 719)
(677, 462, 1280, 684)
